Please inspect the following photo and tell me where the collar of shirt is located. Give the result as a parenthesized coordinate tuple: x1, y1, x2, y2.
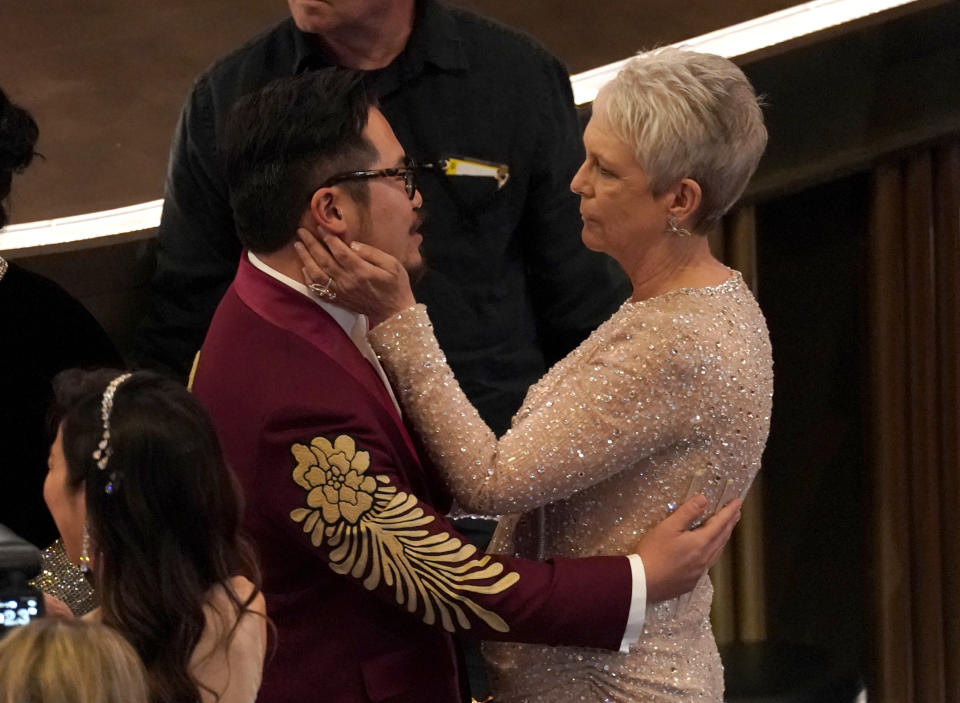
(247, 250, 358, 335)
(246, 251, 402, 414)
(290, 0, 468, 78)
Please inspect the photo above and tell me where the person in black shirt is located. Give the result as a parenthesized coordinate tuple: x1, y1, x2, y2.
(135, 0, 629, 437)
(0, 88, 122, 548)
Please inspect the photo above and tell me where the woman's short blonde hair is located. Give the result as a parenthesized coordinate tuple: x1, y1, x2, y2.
(596, 46, 767, 228)
(0, 618, 148, 703)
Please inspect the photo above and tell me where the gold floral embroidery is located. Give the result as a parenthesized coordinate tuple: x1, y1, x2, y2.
(289, 434, 519, 633)
(291, 435, 377, 525)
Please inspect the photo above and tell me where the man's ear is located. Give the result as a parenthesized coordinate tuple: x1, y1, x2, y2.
(667, 178, 703, 226)
(309, 187, 349, 238)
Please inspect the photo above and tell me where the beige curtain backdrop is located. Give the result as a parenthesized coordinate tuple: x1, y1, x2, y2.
(709, 206, 767, 645)
(708, 140, 960, 696)
(868, 141, 960, 703)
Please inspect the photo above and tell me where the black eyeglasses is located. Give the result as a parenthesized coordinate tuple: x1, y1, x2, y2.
(320, 166, 420, 200)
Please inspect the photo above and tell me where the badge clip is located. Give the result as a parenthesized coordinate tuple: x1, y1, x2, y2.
(423, 156, 510, 189)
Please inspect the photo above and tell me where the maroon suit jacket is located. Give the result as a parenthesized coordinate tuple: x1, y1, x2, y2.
(192, 256, 633, 703)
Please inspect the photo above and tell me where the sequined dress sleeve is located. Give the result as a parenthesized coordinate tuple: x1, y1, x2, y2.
(369, 274, 769, 516)
(371, 274, 772, 702)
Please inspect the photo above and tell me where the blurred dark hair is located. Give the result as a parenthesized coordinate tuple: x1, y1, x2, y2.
(52, 369, 261, 703)
(224, 67, 378, 253)
(0, 87, 39, 229)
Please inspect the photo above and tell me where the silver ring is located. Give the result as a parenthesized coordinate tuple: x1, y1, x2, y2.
(308, 275, 335, 299)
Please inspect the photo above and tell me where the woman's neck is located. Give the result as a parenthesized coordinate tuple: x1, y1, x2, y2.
(625, 236, 730, 302)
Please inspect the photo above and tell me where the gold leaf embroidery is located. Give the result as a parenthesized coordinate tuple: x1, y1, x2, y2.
(289, 433, 518, 632)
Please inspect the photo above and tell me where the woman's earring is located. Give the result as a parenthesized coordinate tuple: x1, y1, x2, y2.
(666, 215, 692, 237)
(79, 524, 92, 573)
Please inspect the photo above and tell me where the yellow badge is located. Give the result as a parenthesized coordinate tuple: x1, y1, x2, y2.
(289, 434, 519, 632)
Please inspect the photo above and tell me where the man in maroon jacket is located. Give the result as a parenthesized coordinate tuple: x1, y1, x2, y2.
(191, 69, 740, 703)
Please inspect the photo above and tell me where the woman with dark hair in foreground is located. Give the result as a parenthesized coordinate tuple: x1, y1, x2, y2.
(44, 369, 266, 703)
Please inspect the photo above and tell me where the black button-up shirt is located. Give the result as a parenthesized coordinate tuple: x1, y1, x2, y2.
(137, 0, 629, 434)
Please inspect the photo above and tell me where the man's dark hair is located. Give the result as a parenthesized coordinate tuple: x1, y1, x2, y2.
(225, 68, 378, 253)
(0, 87, 39, 230)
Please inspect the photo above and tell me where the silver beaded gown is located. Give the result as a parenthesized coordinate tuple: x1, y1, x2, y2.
(369, 272, 773, 703)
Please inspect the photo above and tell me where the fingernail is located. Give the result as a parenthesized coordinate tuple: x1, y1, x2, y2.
(350, 242, 361, 251)
(692, 494, 707, 510)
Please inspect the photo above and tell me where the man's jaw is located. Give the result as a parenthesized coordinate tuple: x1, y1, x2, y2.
(404, 207, 427, 283)
(407, 258, 427, 285)
(410, 208, 426, 236)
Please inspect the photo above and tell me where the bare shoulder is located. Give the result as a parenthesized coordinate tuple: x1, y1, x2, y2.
(225, 575, 266, 616)
(191, 577, 267, 700)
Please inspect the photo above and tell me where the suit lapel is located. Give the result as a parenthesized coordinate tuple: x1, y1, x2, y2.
(232, 256, 420, 461)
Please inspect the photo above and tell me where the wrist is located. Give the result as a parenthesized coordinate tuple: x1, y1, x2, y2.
(370, 299, 416, 329)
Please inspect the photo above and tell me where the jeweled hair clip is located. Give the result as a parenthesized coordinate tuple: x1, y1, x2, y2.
(92, 373, 132, 493)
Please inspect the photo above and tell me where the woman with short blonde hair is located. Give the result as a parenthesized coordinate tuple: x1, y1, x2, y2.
(596, 46, 767, 229)
(0, 618, 148, 703)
